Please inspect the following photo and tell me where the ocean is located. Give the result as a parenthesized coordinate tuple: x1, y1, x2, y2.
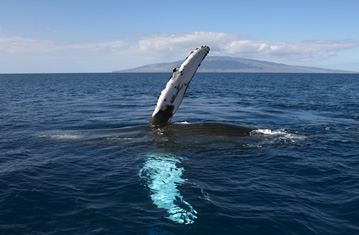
(1, 73, 358, 234)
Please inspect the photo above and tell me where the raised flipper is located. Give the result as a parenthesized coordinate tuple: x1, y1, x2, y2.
(150, 46, 210, 126)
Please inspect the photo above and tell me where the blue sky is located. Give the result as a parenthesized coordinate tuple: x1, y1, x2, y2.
(1, 0, 358, 73)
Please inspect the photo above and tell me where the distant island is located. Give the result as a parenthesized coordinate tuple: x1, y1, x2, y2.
(114, 56, 352, 73)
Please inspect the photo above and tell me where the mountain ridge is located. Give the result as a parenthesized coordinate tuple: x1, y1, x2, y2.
(114, 56, 353, 73)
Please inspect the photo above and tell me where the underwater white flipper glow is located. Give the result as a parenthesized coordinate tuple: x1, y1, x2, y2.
(139, 153, 197, 224)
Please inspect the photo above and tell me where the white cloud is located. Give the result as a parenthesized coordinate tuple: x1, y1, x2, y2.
(135, 32, 237, 58)
(1, 32, 359, 72)
(0, 35, 57, 53)
(222, 39, 359, 62)
(133, 33, 359, 63)
(123, 33, 359, 63)
(0, 34, 129, 54)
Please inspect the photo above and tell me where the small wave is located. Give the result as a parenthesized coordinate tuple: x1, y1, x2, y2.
(49, 134, 82, 140)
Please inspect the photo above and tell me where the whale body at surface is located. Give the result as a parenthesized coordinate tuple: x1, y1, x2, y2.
(150, 45, 254, 137)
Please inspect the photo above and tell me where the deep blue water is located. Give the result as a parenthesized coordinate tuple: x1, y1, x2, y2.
(1, 73, 359, 234)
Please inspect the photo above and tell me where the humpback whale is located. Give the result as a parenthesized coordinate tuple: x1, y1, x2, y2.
(150, 45, 254, 137)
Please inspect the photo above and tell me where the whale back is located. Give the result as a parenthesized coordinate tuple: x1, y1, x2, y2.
(168, 123, 253, 137)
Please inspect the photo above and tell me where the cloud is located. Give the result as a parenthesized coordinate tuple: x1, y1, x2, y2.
(126, 32, 359, 62)
(0, 35, 57, 53)
(0, 34, 129, 54)
(135, 32, 237, 58)
(1, 32, 359, 63)
(222, 39, 359, 61)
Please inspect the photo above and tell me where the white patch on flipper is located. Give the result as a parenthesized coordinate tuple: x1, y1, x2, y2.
(139, 153, 197, 224)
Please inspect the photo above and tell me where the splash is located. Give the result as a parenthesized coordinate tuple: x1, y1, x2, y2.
(252, 129, 286, 135)
(139, 153, 197, 224)
(251, 128, 306, 144)
(174, 121, 190, 124)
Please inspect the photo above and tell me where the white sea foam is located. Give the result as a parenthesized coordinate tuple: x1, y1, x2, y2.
(252, 129, 288, 135)
(139, 153, 197, 224)
(174, 121, 190, 124)
(252, 128, 305, 143)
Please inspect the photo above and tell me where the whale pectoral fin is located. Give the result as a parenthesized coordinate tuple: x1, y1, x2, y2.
(150, 46, 210, 126)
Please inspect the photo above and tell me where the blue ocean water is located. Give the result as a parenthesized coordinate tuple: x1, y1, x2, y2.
(1, 73, 359, 234)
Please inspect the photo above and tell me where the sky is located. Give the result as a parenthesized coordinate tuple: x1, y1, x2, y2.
(0, 0, 359, 73)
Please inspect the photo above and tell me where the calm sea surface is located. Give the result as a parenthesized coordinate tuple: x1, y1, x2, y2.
(1, 73, 359, 234)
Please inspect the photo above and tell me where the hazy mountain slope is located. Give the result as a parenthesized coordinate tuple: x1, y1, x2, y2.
(114, 56, 350, 73)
